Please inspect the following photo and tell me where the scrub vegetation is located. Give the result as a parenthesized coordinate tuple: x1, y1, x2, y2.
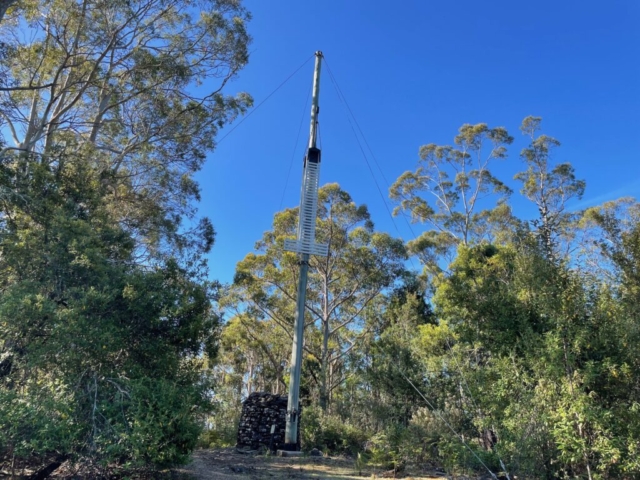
(1, 2, 638, 479)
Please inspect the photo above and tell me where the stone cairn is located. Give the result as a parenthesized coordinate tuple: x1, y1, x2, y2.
(236, 392, 299, 451)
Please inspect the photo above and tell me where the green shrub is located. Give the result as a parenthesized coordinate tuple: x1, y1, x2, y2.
(301, 405, 368, 455)
(198, 413, 240, 448)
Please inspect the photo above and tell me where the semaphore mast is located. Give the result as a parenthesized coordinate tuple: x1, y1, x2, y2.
(282, 51, 328, 450)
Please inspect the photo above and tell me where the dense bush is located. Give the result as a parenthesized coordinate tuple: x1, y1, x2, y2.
(0, 158, 218, 475)
(205, 119, 640, 479)
(301, 405, 368, 455)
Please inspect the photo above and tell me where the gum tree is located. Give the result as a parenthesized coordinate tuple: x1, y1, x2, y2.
(226, 184, 407, 411)
(390, 123, 514, 274)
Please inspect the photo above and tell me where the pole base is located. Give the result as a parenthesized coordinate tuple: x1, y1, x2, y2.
(281, 442, 299, 452)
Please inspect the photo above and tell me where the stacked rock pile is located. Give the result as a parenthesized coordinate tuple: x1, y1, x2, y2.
(236, 392, 298, 450)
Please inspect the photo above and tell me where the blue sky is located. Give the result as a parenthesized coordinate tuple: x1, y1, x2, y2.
(197, 0, 640, 284)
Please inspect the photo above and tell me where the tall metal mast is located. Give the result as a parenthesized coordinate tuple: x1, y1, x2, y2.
(282, 51, 327, 450)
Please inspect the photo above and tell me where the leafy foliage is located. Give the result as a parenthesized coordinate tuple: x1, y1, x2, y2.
(0, 152, 220, 474)
(301, 405, 368, 455)
(1, 16, 637, 476)
(224, 183, 407, 411)
(0, 0, 253, 476)
(0, 0, 252, 259)
(390, 122, 515, 274)
(215, 117, 640, 479)
(515, 116, 586, 261)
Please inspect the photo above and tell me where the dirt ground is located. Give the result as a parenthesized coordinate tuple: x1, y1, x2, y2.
(171, 448, 447, 480)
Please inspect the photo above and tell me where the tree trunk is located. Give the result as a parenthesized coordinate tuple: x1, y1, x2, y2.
(319, 316, 330, 411)
(247, 360, 253, 396)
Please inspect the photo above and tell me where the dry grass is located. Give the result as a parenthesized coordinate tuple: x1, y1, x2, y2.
(171, 448, 447, 480)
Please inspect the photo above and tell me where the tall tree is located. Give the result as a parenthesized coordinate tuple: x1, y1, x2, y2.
(515, 116, 585, 262)
(218, 313, 291, 397)
(390, 123, 514, 274)
(225, 184, 407, 411)
(0, 0, 252, 257)
(0, 0, 253, 474)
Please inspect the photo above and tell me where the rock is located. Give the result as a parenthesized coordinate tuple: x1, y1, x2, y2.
(235, 392, 300, 451)
(235, 447, 257, 455)
(309, 448, 323, 457)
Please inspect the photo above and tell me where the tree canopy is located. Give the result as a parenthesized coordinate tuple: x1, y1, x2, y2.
(215, 117, 640, 479)
(0, 0, 252, 476)
(0, 0, 252, 259)
(224, 183, 407, 411)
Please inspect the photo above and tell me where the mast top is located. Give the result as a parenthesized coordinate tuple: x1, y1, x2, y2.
(308, 52, 322, 150)
(282, 50, 328, 258)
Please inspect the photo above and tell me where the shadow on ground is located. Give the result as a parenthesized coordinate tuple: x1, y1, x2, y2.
(172, 448, 447, 480)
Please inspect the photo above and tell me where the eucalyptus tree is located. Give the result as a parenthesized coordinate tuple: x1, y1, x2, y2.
(225, 184, 407, 411)
(218, 313, 292, 397)
(0, 0, 252, 257)
(515, 116, 585, 262)
(0, 0, 252, 473)
(389, 123, 514, 274)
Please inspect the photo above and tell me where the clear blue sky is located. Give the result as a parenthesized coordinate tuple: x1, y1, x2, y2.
(197, 0, 640, 285)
